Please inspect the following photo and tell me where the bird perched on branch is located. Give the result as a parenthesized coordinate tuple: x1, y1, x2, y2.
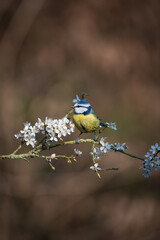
(72, 94, 108, 143)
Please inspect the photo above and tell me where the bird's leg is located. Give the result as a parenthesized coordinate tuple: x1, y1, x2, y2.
(75, 132, 83, 144)
(94, 131, 98, 141)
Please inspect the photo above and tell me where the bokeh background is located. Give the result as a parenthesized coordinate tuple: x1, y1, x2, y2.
(0, 0, 160, 239)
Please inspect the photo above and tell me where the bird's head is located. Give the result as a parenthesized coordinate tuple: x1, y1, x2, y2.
(72, 99, 92, 115)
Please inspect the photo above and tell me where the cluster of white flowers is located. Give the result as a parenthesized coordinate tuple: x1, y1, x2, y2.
(15, 117, 75, 148)
(45, 117, 74, 142)
(91, 138, 127, 155)
(90, 138, 127, 171)
(90, 147, 102, 161)
(15, 122, 37, 148)
(140, 143, 160, 177)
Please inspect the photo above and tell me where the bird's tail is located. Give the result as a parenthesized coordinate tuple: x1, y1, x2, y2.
(100, 122, 108, 127)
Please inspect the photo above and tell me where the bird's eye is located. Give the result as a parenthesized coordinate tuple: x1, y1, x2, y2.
(76, 105, 87, 108)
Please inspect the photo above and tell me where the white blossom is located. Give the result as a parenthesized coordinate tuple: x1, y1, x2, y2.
(20, 122, 31, 135)
(51, 153, 56, 159)
(90, 138, 113, 161)
(69, 122, 75, 133)
(100, 137, 111, 153)
(74, 148, 82, 156)
(24, 133, 37, 148)
(90, 147, 102, 160)
(35, 118, 45, 133)
(112, 142, 127, 151)
(150, 143, 160, 155)
(90, 163, 101, 171)
(105, 121, 117, 130)
(48, 153, 56, 162)
(14, 133, 23, 139)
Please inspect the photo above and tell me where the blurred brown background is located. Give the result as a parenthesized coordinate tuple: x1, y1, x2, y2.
(0, 0, 160, 239)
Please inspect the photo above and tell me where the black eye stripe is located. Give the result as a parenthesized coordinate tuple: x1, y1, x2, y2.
(77, 105, 88, 108)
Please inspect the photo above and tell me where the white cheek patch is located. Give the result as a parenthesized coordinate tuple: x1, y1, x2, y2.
(75, 107, 87, 114)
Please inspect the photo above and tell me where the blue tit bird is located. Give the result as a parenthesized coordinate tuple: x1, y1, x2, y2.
(72, 97, 108, 144)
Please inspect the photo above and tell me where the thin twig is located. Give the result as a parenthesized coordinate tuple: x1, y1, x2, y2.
(12, 143, 23, 154)
(115, 150, 144, 161)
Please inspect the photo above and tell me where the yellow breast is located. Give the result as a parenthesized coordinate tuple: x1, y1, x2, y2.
(73, 113, 100, 133)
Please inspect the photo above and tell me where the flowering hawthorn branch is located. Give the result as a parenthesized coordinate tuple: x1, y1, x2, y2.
(0, 132, 159, 178)
(0, 99, 160, 178)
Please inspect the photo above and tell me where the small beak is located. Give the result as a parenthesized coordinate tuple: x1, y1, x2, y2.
(71, 105, 75, 109)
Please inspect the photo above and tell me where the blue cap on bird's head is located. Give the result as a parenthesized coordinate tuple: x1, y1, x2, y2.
(77, 99, 90, 105)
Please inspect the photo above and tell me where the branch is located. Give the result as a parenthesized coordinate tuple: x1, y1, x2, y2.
(114, 150, 144, 161)
(0, 138, 145, 163)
